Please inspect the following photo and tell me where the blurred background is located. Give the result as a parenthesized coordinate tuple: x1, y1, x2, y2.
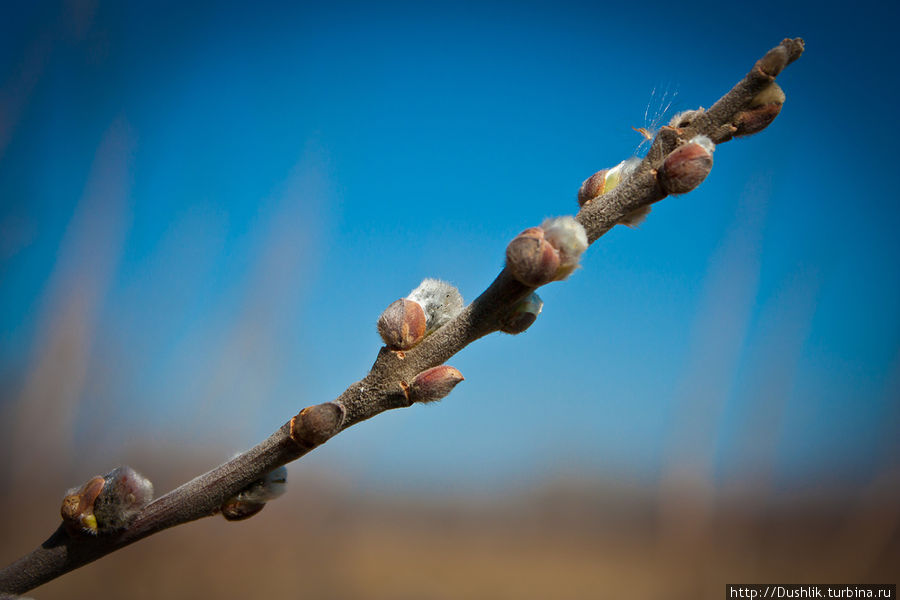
(1, 1, 898, 598)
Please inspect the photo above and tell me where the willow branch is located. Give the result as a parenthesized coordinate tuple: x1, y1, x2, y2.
(0, 37, 804, 596)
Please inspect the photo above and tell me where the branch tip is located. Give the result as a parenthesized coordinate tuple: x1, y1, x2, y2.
(756, 37, 804, 77)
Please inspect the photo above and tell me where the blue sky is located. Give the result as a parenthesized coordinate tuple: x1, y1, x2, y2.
(1, 0, 898, 495)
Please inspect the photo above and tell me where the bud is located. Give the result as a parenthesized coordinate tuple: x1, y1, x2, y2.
(577, 158, 640, 206)
(734, 104, 782, 137)
(499, 292, 543, 334)
(658, 135, 714, 195)
(751, 82, 786, 107)
(406, 278, 464, 334)
(541, 216, 588, 280)
(377, 298, 427, 350)
(92, 466, 154, 533)
(577, 171, 607, 207)
(408, 365, 464, 403)
(61, 466, 154, 535)
(61, 476, 105, 535)
(222, 466, 287, 521)
(290, 401, 345, 448)
(506, 218, 588, 286)
(733, 83, 785, 137)
(506, 227, 561, 287)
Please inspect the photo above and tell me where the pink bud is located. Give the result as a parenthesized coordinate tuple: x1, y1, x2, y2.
(658, 136, 714, 195)
(377, 298, 427, 350)
(409, 366, 464, 403)
(505, 227, 561, 287)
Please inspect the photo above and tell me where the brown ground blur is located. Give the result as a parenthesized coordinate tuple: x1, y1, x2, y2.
(1, 459, 897, 600)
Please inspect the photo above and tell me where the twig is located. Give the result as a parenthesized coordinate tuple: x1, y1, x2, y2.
(0, 38, 804, 595)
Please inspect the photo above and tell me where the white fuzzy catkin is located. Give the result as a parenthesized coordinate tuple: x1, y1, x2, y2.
(406, 278, 464, 333)
(541, 217, 588, 268)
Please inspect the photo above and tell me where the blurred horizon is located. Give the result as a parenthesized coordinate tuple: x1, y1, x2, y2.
(1, 1, 899, 597)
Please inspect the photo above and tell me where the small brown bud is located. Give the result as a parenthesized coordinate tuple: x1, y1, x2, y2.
(734, 103, 782, 137)
(734, 83, 784, 137)
(500, 292, 543, 334)
(409, 365, 464, 403)
(291, 402, 345, 448)
(61, 476, 105, 535)
(221, 499, 266, 521)
(577, 170, 608, 206)
(377, 298, 427, 350)
(61, 466, 153, 535)
(658, 136, 714, 195)
(577, 158, 640, 207)
(506, 227, 560, 287)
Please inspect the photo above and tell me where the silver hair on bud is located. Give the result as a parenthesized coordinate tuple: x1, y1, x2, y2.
(92, 466, 154, 533)
(406, 278, 464, 334)
(221, 466, 287, 521)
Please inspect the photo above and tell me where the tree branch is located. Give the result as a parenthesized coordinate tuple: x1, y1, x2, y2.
(0, 38, 804, 595)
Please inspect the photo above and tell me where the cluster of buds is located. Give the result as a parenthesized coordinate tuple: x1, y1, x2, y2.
(499, 292, 543, 334)
(506, 216, 588, 287)
(734, 82, 785, 137)
(378, 278, 463, 351)
(221, 466, 287, 521)
(577, 157, 640, 207)
(658, 135, 715, 195)
(60, 466, 154, 536)
(405, 365, 464, 404)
